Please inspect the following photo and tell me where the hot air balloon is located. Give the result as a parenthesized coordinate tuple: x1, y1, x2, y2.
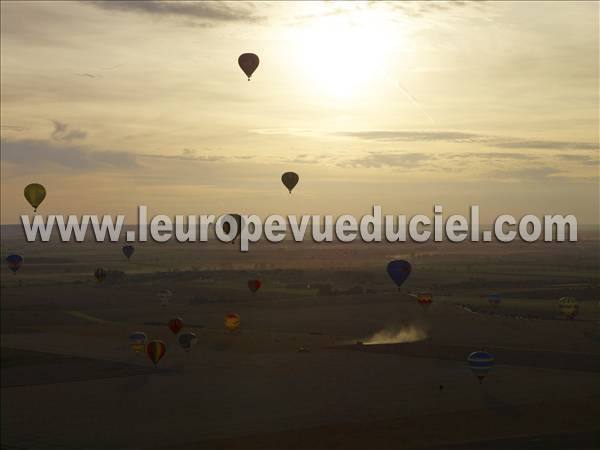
(94, 268, 107, 283)
(281, 172, 299, 194)
(168, 317, 183, 334)
(128, 331, 147, 354)
(417, 292, 432, 309)
(177, 331, 198, 351)
(238, 53, 259, 80)
(6, 254, 23, 274)
(488, 293, 501, 306)
(467, 351, 494, 383)
(146, 339, 166, 366)
(247, 279, 261, 293)
(387, 260, 411, 291)
(122, 245, 135, 260)
(157, 289, 173, 307)
(222, 214, 244, 244)
(558, 297, 579, 320)
(24, 183, 46, 213)
(224, 313, 240, 332)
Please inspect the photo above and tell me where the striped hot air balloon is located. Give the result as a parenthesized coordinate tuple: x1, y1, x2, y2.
(467, 351, 494, 383)
(146, 340, 166, 366)
(417, 292, 433, 309)
(128, 331, 147, 354)
(224, 313, 240, 332)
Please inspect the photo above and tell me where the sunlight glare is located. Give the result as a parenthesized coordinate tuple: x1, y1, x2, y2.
(291, 7, 400, 99)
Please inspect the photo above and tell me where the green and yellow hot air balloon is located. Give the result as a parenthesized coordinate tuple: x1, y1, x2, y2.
(24, 183, 46, 213)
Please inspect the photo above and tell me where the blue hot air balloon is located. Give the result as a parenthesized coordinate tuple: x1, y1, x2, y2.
(467, 351, 494, 383)
(488, 293, 501, 306)
(122, 245, 135, 260)
(387, 260, 412, 290)
(6, 254, 24, 274)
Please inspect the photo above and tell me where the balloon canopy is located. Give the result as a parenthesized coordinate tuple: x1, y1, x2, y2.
(281, 172, 299, 194)
(122, 245, 135, 259)
(238, 53, 259, 80)
(387, 260, 412, 290)
(467, 351, 494, 383)
(6, 254, 23, 274)
(24, 183, 46, 212)
(146, 340, 166, 366)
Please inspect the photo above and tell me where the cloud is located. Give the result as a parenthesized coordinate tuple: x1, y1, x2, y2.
(93, 1, 264, 25)
(336, 131, 481, 143)
(1, 138, 137, 170)
(75, 72, 99, 78)
(51, 120, 87, 142)
(446, 152, 537, 160)
(335, 130, 598, 152)
(341, 152, 434, 169)
(139, 149, 224, 162)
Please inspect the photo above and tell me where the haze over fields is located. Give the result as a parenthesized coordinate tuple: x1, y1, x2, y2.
(1, 2, 599, 450)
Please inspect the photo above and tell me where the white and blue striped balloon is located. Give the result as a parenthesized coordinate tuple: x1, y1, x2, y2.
(467, 351, 494, 383)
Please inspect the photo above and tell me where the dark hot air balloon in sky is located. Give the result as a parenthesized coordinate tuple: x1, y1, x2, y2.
(6, 254, 23, 274)
(238, 53, 259, 80)
(222, 214, 244, 244)
(387, 260, 411, 290)
(94, 268, 107, 283)
(24, 183, 46, 212)
(122, 245, 135, 259)
(281, 172, 299, 194)
(177, 331, 198, 352)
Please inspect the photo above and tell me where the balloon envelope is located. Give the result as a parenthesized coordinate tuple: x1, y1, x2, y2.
(168, 317, 183, 334)
(177, 331, 198, 351)
(146, 340, 166, 366)
(387, 260, 412, 289)
(6, 254, 23, 274)
(128, 331, 147, 353)
(488, 293, 501, 305)
(224, 313, 240, 331)
(248, 279, 261, 293)
(467, 351, 494, 383)
(222, 214, 244, 243)
(417, 292, 432, 309)
(24, 183, 46, 212)
(94, 268, 107, 283)
(157, 289, 173, 307)
(558, 297, 578, 319)
(238, 53, 259, 80)
(281, 172, 299, 194)
(122, 245, 135, 259)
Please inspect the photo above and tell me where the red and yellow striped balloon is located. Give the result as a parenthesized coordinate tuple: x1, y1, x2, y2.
(224, 313, 240, 332)
(146, 339, 166, 366)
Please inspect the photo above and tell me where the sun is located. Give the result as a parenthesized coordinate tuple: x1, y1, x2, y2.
(290, 6, 400, 99)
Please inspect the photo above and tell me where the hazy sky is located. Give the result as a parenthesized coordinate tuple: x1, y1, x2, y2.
(1, 1, 598, 224)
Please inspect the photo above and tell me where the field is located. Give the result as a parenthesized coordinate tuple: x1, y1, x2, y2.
(1, 226, 599, 450)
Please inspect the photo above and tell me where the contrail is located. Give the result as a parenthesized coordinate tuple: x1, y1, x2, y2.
(397, 80, 435, 124)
